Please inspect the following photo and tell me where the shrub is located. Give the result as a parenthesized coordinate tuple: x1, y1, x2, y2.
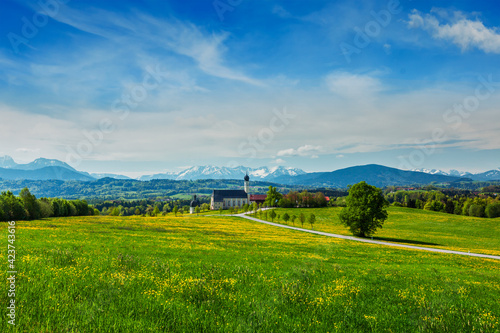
(485, 203, 500, 218)
(469, 204, 485, 218)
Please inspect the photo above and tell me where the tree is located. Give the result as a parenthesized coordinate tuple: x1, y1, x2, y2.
(38, 198, 53, 218)
(282, 212, 290, 224)
(219, 207, 223, 215)
(20, 188, 41, 220)
(308, 213, 316, 229)
(291, 214, 297, 226)
(469, 204, 485, 217)
(486, 203, 500, 218)
(195, 206, 201, 215)
(0, 191, 27, 221)
(173, 205, 179, 216)
(135, 208, 141, 215)
(265, 186, 283, 207)
(339, 181, 389, 237)
(269, 210, 276, 222)
(153, 206, 160, 217)
(252, 202, 258, 215)
(299, 213, 305, 228)
(110, 207, 121, 216)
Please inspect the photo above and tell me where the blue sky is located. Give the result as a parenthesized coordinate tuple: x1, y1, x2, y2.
(1, 0, 499, 176)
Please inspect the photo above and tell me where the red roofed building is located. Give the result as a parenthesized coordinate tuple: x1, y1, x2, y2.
(250, 194, 267, 205)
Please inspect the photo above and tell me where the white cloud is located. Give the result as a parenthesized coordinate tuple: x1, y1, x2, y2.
(325, 72, 383, 98)
(16, 148, 41, 154)
(408, 9, 500, 53)
(272, 158, 286, 164)
(277, 145, 323, 158)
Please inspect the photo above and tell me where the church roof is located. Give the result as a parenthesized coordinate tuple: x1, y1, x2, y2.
(212, 190, 248, 202)
(244, 173, 250, 181)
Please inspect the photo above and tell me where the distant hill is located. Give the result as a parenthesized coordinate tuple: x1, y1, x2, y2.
(273, 164, 468, 187)
(0, 156, 76, 171)
(0, 178, 286, 199)
(0, 166, 94, 181)
(463, 170, 500, 181)
(0, 156, 129, 181)
(91, 173, 132, 180)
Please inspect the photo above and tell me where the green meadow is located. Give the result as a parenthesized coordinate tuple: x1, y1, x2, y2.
(1, 209, 499, 332)
(266, 206, 500, 256)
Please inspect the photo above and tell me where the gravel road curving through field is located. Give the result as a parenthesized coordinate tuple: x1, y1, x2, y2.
(236, 212, 500, 260)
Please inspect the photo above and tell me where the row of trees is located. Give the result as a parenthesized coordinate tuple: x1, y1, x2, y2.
(264, 187, 328, 208)
(263, 210, 317, 229)
(0, 188, 94, 222)
(386, 190, 500, 218)
(93, 197, 212, 217)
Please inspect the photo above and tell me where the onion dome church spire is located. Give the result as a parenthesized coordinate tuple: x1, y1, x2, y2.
(244, 172, 250, 193)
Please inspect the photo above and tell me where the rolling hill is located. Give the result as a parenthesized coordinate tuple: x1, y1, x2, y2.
(273, 164, 469, 187)
(0, 166, 94, 181)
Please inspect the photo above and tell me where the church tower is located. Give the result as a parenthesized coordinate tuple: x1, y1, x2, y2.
(244, 172, 250, 193)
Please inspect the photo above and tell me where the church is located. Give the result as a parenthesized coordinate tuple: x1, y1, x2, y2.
(210, 174, 266, 210)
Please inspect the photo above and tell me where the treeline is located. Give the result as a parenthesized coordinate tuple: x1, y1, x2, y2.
(386, 189, 500, 218)
(93, 197, 211, 216)
(0, 188, 94, 222)
(270, 189, 329, 208)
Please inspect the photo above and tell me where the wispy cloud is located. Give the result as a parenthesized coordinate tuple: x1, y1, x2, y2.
(325, 71, 384, 98)
(408, 9, 500, 53)
(43, 6, 263, 86)
(277, 145, 323, 158)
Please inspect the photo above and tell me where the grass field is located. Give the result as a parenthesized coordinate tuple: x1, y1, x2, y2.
(263, 206, 500, 256)
(1, 212, 499, 332)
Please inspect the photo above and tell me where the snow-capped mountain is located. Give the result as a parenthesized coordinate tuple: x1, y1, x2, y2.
(139, 165, 306, 181)
(412, 168, 500, 181)
(411, 168, 449, 176)
(472, 169, 500, 181)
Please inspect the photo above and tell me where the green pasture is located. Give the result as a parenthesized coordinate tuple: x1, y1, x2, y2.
(0, 212, 498, 332)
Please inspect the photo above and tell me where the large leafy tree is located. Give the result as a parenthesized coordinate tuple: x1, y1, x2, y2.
(339, 181, 389, 237)
(265, 186, 283, 207)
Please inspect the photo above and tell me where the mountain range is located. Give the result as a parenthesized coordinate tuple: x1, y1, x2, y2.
(138, 165, 306, 181)
(0, 156, 499, 187)
(412, 168, 500, 182)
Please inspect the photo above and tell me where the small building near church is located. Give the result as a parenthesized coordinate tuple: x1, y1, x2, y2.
(190, 195, 200, 214)
(249, 194, 267, 206)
